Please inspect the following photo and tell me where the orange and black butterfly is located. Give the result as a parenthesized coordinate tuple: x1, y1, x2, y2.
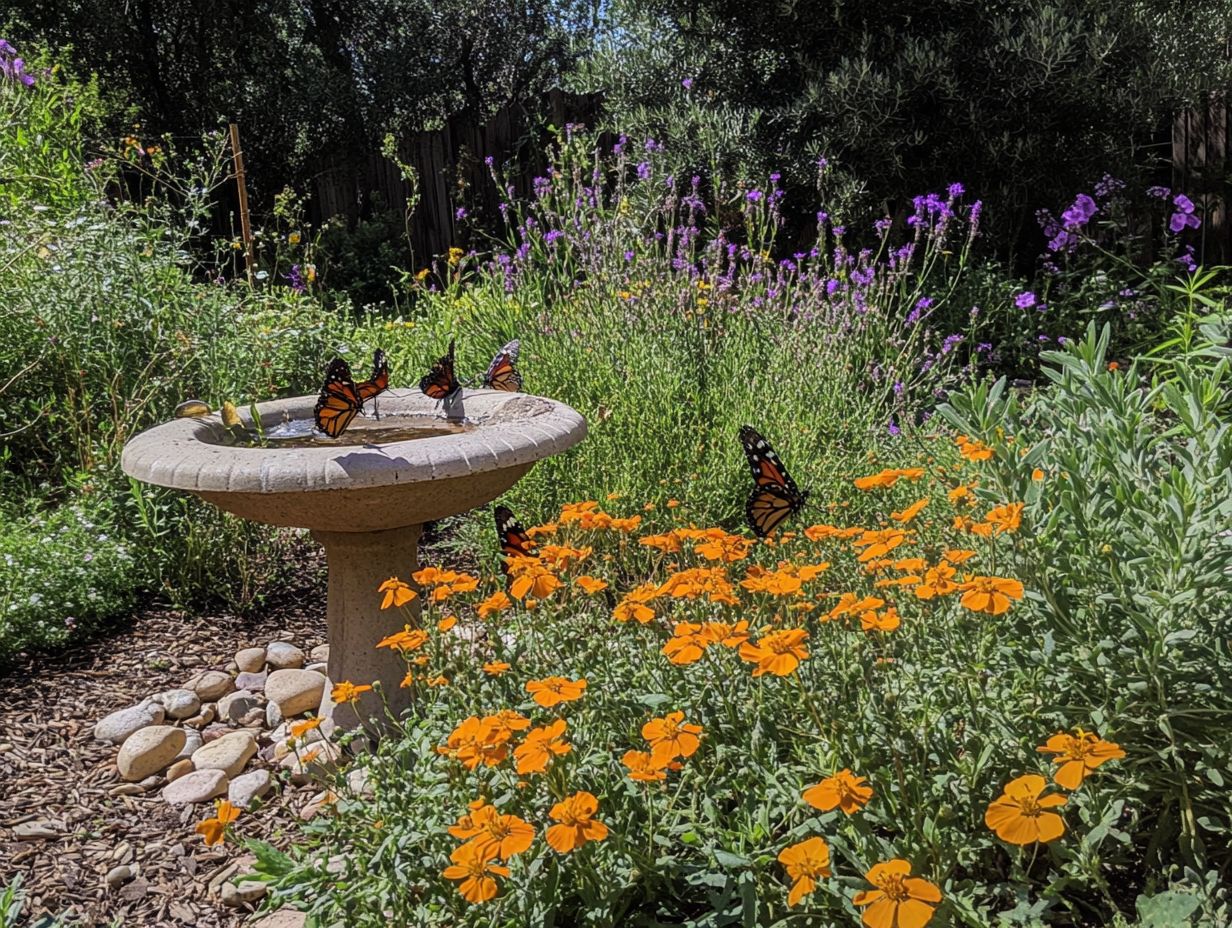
(739, 425, 810, 538)
(356, 349, 389, 415)
(495, 504, 537, 578)
(314, 358, 364, 438)
(482, 339, 523, 392)
(419, 339, 461, 401)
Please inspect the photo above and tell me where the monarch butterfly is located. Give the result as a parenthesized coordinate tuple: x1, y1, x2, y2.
(494, 504, 537, 575)
(314, 358, 364, 438)
(357, 348, 389, 418)
(482, 339, 523, 392)
(739, 425, 810, 538)
(419, 339, 461, 401)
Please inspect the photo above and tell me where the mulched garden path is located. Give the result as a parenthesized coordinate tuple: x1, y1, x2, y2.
(0, 554, 328, 927)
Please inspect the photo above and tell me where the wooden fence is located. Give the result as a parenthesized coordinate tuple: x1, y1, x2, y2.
(1173, 91, 1231, 263)
(307, 89, 603, 267)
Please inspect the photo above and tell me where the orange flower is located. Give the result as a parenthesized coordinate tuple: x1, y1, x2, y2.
(853, 859, 942, 928)
(525, 676, 587, 707)
(984, 774, 1067, 844)
(509, 563, 562, 601)
(482, 661, 511, 676)
(448, 798, 491, 839)
(828, 593, 885, 620)
(639, 532, 683, 553)
(860, 605, 900, 632)
(694, 532, 752, 563)
(526, 522, 558, 539)
(661, 622, 714, 665)
(437, 615, 458, 632)
(514, 719, 571, 774)
(608, 516, 643, 533)
(802, 769, 873, 814)
(459, 806, 536, 861)
(777, 836, 831, 907)
(439, 716, 512, 769)
(488, 709, 532, 738)
(942, 548, 975, 564)
(613, 581, 659, 623)
(854, 469, 899, 490)
(1037, 729, 1125, 789)
(442, 841, 510, 903)
(707, 619, 750, 648)
(666, 498, 680, 508)
(538, 544, 593, 570)
(804, 523, 861, 541)
(982, 502, 1024, 535)
(1031, 468, 1045, 481)
(913, 562, 958, 600)
(956, 434, 994, 461)
(425, 674, 449, 687)
(852, 528, 908, 562)
(947, 484, 971, 504)
(377, 627, 429, 652)
(477, 591, 513, 618)
(194, 799, 241, 846)
(660, 567, 739, 604)
(331, 681, 373, 705)
(891, 498, 929, 524)
(642, 711, 702, 763)
(738, 628, 809, 677)
(623, 749, 669, 782)
(575, 575, 609, 594)
(289, 717, 322, 740)
(378, 577, 417, 609)
(545, 791, 608, 853)
(958, 575, 1025, 615)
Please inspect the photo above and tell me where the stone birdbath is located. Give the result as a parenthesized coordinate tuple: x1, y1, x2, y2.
(122, 389, 586, 728)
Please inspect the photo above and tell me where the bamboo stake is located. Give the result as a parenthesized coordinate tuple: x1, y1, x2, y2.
(228, 122, 255, 286)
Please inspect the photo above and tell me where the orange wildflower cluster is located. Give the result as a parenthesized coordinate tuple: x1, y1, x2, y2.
(890, 497, 929, 524)
(413, 566, 480, 602)
(740, 562, 828, 596)
(376, 626, 429, 652)
(804, 523, 864, 541)
(623, 711, 702, 780)
(505, 556, 563, 602)
(658, 567, 739, 604)
(477, 590, 513, 618)
(661, 620, 749, 665)
(513, 719, 571, 774)
(559, 500, 641, 533)
(851, 528, 909, 562)
(613, 582, 659, 623)
(438, 711, 531, 770)
(443, 800, 533, 903)
(956, 434, 994, 461)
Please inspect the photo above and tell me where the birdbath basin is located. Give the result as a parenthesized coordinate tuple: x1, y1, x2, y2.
(122, 389, 587, 727)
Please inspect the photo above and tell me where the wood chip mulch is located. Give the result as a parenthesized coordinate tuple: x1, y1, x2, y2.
(0, 552, 329, 927)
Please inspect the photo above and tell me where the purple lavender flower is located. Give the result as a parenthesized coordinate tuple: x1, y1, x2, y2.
(286, 264, 305, 293)
(484, 155, 495, 167)
(636, 162, 651, 181)
(1093, 174, 1125, 199)
(644, 137, 660, 152)
(1062, 194, 1098, 228)
(874, 217, 892, 234)
(1146, 185, 1171, 199)
(681, 77, 694, 90)
(544, 229, 564, 246)
(940, 333, 964, 355)
(746, 189, 763, 202)
(888, 420, 901, 437)
(893, 381, 904, 395)
(1015, 291, 1037, 309)
(623, 250, 634, 262)
(613, 134, 628, 155)
(454, 207, 467, 221)
(947, 182, 965, 198)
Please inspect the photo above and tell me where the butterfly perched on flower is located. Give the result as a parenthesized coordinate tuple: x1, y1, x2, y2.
(356, 348, 389, 418)
(495, 505, 537, 574)
(314, 358, 364, 438)
(482, 339, 523, 392)
(739, 425, 810, 538)
(419, 339, 461, 401)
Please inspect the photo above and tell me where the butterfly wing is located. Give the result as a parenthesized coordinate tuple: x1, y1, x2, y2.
(483, 339, 523, 392)
(357, 348, 389, 403)
(495, 504, 537, 579)
(739, 425, 803, 496)
(419, 339, 460, 400)
(745, 484, 803, 538)
(314, 358, 362, 438)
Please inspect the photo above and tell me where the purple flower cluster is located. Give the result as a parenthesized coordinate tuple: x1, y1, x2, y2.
(0, 39, 36, 87)
(286, 264, 305, 293)
(1169, 194, 1201, 234)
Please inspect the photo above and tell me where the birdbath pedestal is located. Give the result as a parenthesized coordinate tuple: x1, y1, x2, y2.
(121, 389, 586, 728)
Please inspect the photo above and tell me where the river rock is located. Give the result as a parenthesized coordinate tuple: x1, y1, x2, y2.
(218, 690, 261, 724)
(253, 909, 308, 928)
(117, 726, 185, 782)
(166, 758, 194, 782)
(228, 769, 272, 809)
(151, 688, 201, 720)
(235, 670, 268, 691)
(105, 865, 134, 889)
(176, 729, 203, 760)
(235, 647, 266, 673)
(187, 670, 235, 702)
(192, 730, 257, 778)
(265, 642, 305, 671)
(184, 705, 216, 729)
(161, 768, 228, 805)
(305, 662, 328, 675)
(265, 669, 325, 716)
(221, 880, 268, 906)
(265, 700, 283, 729)
(309, 643, 329, 663)
(94, 702, 164, 745)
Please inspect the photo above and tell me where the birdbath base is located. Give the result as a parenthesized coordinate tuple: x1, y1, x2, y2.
(311, 525, 422, 731)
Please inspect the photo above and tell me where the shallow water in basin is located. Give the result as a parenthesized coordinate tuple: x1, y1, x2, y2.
(200, 415, 471, 448)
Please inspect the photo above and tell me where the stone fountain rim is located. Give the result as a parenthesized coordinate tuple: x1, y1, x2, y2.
(121, 389, 587, 495)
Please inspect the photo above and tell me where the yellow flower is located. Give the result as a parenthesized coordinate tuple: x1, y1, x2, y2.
(331, 681, 373, 705)
(288, 231, 302, 245)
(448, 247, 465, 266)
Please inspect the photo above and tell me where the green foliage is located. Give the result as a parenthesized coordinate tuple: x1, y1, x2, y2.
(0, 496, 141, 661)
(576, 0, 1232, 246)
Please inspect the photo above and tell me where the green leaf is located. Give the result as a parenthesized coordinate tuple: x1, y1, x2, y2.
(1135, 890, 1201, 926)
